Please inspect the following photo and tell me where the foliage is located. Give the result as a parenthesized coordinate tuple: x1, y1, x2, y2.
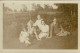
(3, 4, 78, 32)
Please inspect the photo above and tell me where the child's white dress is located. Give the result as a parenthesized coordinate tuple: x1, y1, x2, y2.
(19, 31, 31, 44)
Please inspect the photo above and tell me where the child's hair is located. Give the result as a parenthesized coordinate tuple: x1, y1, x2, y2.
(22, 25, 28, 31)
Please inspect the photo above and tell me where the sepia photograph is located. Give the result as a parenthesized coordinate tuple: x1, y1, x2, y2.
(3, 2, 78, 49)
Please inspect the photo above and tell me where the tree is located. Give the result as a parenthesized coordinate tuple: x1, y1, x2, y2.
(14, 9, 17, 12)
(22, 4, 27, 12)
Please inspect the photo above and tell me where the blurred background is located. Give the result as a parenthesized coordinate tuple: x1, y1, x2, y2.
(3, 2, 78, 49)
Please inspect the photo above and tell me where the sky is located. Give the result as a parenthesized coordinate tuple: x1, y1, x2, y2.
(4, 1, 58, 11)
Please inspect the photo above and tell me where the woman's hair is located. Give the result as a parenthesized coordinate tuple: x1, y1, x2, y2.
(41, 20, 45, 24)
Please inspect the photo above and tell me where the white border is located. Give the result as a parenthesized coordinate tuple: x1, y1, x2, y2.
(0, 1, 79, 53)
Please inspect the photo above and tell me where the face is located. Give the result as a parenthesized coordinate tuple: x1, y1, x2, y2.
(53, 18, 56, 22)
(41, 21, 45, 25)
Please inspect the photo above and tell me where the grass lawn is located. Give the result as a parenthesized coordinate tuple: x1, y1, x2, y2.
(3, 24, 78, 49)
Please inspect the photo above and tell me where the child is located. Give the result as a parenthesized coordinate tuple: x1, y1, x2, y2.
(19, 27, 31, 46)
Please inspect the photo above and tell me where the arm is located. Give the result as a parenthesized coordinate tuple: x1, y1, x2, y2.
(50, 24, 53, 38)
(60, 25, 64, 32)
(19, 31, 22, 39)
(46, 25, 50, 38)
(46, 30, 49, 38)
(33, 27, 40, 40)
(33, 21, 37, 26)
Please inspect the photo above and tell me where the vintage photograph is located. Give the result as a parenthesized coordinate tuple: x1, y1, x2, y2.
(3, 2, 78, 49)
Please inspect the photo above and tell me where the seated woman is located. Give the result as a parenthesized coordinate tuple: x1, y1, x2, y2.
(50, 17, 70, 37)
(19, 26, 31, 46)
(32, 15, 44, 40)
(33, 15, 43, 30)
(38, 20, 49, 40)
(27, 19, 34, 37)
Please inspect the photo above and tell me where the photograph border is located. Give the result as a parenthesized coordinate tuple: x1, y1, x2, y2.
(0, 0, 79, 53)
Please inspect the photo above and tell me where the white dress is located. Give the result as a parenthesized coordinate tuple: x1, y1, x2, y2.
(19, 31, 31, 44)
(33, 19, 42, 30)
(38, 24, 49, 39)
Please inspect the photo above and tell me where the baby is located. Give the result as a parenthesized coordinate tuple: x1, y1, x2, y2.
(19, 27, 31, 46)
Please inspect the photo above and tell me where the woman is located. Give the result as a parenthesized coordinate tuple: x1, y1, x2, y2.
(38, 20, 49, 40)
(50, 17, 70, 37)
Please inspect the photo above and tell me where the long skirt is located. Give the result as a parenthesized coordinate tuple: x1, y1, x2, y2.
(38, 32, 48, 39)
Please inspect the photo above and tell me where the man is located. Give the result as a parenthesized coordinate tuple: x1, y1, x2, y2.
(38, 20, 49, 40)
